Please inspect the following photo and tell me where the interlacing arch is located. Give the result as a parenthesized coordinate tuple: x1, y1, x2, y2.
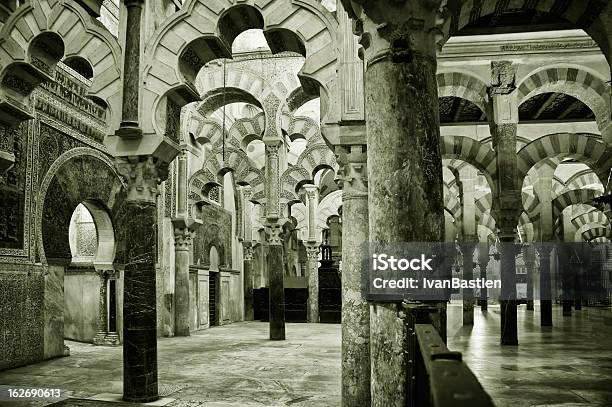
(286, 115, 322, 143)
(0, 0, 122, 128)
(443, 185, 461, 222)
(436, 71, 489, 111)
(189, 147, 263, 205)
(142, 0, 338, 137)
(296, 143, 338, 178)
(517, 133, 612, 186)
(517, 66, 610, 131)
(227, 113, 266, 149)
(317, 190, 342, 233)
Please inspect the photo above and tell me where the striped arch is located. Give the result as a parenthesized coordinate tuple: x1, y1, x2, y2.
(590, 237, 610, 243)
(571, 210, 611, 230)
(281, 166, 311, 201)
(437, 71, 489, 111)
(188, 115, 224, 145)
(517, 134, 612, 185)
(286, 115, 322, 143)
(552, 188, 604, 221)
(228, 113, 266, 149)
(142, 0, 338, 138)
(444, 186, 461, 223)
(517, 66, 610, 131)
(443, 1, 612, 62)
(440, 136, 497, 190)
(563, 169, 606, 192)
(478, 225, 497, 244)
(296, 143, 338, 178)
(577, 223, 612, 242)
(477, 211, 497, 236)
(0, 0, 122, 128)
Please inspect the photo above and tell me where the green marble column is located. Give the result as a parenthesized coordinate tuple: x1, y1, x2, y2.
(174, 227, 194, 336)
(116, 156, 168, 403)
(305, 243, 320, 323)
(462, 242, 476, 325)
(243, 245, 254, 321)
(538, 244, 553, 326)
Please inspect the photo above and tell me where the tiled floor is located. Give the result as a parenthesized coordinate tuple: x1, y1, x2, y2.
(1, 304, 611, 406)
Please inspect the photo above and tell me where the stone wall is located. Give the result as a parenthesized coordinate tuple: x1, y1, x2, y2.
(0, 264, 45, 371)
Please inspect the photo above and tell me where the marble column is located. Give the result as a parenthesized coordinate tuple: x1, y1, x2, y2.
(523, 246, 536, 311)
(304, 243, 320, 323)
(264, 141, 285, 340)
(243, 244, 254, 321)
(477, 244, 490, 311)
(346, 3, 446, 404)
(538, 244, 553, 326)
(336, 144, 370, 406)
(461, 242, 477, 325)
(499, 230, 519, 346)
(173, 226, 195, 336)
(488, 61, 521, 346)
(93, 270, 108, 345)
(116, 0, 144, 138)
(116, 156, 168, 403)
(107, 270, 120, 344)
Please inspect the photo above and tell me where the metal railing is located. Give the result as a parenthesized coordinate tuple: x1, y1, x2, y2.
(409, 324, 496, 407)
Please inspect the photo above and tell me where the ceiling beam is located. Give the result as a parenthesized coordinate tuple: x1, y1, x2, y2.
(558, 98, 584, 120)
(452, 97, 467, 122)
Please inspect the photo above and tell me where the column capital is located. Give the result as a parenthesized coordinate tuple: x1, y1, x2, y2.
(243, 244, 254, 261)
(344, 0, 448, 67)
(115, 155, 169, 203)
(174, 227, 195, 251)
(264, 220, 283, 246)
(303, 183, 318, 200)
(304, 242, 320, 260)
(336, 145, 367, 199)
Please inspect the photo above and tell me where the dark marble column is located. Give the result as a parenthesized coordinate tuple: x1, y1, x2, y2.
(116, 156, 168, 403)
(107, 270, 119, 344)
(337, 144, 370, 406)
(488, 61, 521, 346)
(93, 270, 108, 345)
(499, 234, 519, 346)
(350, 4, 445, 404)
(243, 244, 254, 321)
(116, 0, 144, 138)
(264, 140, 285, 340)
(538, 244, 553, 326)
(478, 244, 490, 311)
(305, 243, 320, 323)
(461, 242, 476, 325)
(173, 227, 195, 336)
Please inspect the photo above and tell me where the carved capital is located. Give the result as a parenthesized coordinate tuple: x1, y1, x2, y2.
(489, 61, 517, 95)
(174, 227, 195, 251)
(336, 145, 368, 198)
(264, 221, 283, 246)
(115, 155, 169, 203)
(243, 244, 254, 261)
(347, 0, 449, 67)
(304, 242, 320, 260)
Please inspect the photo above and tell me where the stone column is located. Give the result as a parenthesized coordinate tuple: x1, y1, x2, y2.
(243, 244, 254, 321)
(173, 226, 195, 336)
(344, 2, 447, 404)
(488, 60, 521, 346)
(93, 270, 108, 345)
(477, 244, 490, 311)
(498, 227, 519, 346)
(116, 0, 144, 139)
(264, 141, 285, 340)
(523, 245, 536, 311)
(107, 270, 120, 345)
(336, 144, 370, 406)
(461, 242, 477, 325)
(304, 242, 320, 323)
(116, 156, 168, 403)
(538, 244, 553, 326)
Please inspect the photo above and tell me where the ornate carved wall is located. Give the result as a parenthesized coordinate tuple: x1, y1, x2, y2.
(193, 205, 232, 268)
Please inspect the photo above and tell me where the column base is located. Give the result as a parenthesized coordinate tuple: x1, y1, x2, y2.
(93, 332, 120, 346)
(93, 332, 108, 346)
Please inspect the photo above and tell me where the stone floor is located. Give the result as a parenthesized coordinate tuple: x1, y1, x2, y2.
(0, 304, 611, 406)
